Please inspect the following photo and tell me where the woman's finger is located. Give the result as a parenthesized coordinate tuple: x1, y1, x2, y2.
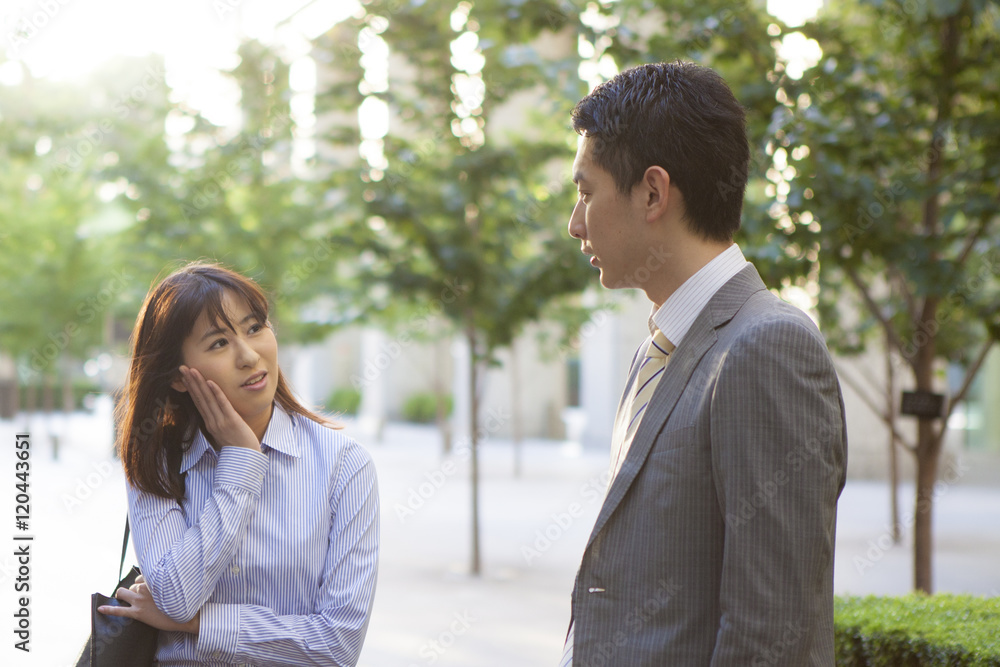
(206, 379, 243, 423)
(183, 367, 224, 426)
(115, 587, 139, 604)
(97, 604, 134, 617)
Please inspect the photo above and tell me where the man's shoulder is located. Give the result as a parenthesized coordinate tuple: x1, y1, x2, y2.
(723, 292, 833, 365)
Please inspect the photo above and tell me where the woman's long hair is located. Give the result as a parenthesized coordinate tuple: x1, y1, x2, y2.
(116, 261, 338, 501)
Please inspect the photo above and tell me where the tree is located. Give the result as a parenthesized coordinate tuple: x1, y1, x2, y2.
(0, 59, 154, 410)
(109, 40, 355, 344)
(771, 0, 1000, 592)
(313, 0, 594, 575)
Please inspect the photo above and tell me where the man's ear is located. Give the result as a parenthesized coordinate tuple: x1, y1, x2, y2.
(641, 166, 671, 222)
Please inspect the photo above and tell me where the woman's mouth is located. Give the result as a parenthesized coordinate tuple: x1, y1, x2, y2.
(242, 372, 267, 390)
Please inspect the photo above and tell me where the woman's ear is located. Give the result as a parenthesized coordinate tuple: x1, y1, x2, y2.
(170, 369, 187, 393)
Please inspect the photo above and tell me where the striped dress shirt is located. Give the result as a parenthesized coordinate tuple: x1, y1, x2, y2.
(650, 242, 749, 346)
(127, 403, 379, 666)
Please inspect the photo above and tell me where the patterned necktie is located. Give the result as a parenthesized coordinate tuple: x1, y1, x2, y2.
(609, 329, 674, 481)
(558, 331, 673, 667)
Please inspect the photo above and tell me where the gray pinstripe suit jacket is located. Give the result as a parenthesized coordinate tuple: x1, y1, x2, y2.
(570, 264, 848, 666)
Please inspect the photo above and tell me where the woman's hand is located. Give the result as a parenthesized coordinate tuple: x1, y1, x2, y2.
(180, 365, 261, 451)
(97, 574, 200, 635)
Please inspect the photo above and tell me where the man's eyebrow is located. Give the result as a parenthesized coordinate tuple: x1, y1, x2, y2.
(573, 170, 585, 185)
(198, 313, 257, 342)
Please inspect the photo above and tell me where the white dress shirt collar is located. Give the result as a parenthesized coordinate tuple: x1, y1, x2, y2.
(649, 243, 748, 347)
(181, 402, 298, 473)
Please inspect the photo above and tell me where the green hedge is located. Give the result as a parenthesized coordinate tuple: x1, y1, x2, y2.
(325, 387, 361, 416)
(402, 392, 452, 424)
(835, 594, 1000, 666)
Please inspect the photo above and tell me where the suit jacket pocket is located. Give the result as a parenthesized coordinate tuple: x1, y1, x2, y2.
(649, 423, 699, 454)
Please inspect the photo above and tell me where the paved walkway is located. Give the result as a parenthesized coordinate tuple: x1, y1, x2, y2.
(1, 413, 998, 667)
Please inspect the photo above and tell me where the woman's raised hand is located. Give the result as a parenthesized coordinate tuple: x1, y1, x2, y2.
(180, 366, 261, 451)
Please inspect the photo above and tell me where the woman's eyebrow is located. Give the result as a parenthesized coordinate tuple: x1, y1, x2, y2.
(198, 313, 256, 342)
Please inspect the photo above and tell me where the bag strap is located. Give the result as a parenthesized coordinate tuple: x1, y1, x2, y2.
(119, 516, 130, 583)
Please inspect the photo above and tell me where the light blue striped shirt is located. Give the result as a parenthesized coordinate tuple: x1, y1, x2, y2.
(127, 403, 379, 666)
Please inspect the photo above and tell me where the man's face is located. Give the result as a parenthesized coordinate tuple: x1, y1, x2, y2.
(568, 136, 644, 289)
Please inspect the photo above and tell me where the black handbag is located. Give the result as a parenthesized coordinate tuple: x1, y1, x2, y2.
(75, 518, 158, 667)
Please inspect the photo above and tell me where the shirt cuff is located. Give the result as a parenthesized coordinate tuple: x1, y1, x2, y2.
(214, 447, 268, 494)
(196, 602, 240, 663)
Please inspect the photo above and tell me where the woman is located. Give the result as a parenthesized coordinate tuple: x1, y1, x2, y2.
(98, 261, 379, 666)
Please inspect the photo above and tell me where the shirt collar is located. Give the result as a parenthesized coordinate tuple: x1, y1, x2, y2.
(650, 243, 748, 346)
(179, 402, 299, 473)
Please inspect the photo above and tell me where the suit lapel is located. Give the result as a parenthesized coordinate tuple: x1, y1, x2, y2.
(584, 264, 768, 551)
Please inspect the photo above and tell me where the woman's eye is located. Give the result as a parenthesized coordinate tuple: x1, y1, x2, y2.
(249, 323, 263, 334)
(210, 338, 228, 349)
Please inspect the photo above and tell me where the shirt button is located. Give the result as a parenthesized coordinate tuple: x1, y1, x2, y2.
(231, 565, 241, 575)
(212, 651, 221, 659)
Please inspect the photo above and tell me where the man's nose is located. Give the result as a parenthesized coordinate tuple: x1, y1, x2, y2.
(568, 199, 585, 240)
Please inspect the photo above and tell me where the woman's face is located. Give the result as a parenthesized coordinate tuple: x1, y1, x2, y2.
(170, 289, 279, 439)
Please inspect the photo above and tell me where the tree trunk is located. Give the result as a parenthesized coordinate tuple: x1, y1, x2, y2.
(886, 343, 901, 544)
(25, 383, 37, 414)
(510, 338, 523, 478)
(42, 376, 55, 413)
(466, 324, 481, 576)
(434, 338, 452, 454)
(913, 418, 942, 593)
(62, 374, 74, 413)
(912, 299, 940, 593)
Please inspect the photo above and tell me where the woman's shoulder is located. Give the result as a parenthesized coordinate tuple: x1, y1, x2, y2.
(293, 412, 374, 469)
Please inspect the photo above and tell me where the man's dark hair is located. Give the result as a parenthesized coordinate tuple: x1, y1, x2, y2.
(572, 61, 750, 242)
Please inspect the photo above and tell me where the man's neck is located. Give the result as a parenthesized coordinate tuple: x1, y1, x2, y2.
(647, 241, 733, 309)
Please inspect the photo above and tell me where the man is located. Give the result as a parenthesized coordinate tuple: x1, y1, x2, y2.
(560, 61, 847, 666)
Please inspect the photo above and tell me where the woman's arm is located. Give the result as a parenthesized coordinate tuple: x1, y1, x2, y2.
(195, 447, 379, 667)
(121, 366, 269, 623)
(126, 446, 268, 623)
